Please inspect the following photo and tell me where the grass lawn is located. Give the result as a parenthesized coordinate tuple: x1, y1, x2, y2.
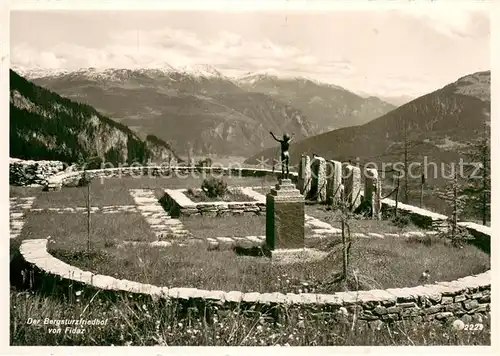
(51, 232, 490, 294)
(18, 187, 488, 294)
(95, 175, 277, 190)
(10, 181, 492, 346)
(20, 211, 157, 251)
(305, 205, 427, 234)
(181, 214, 318, 240)
(20, 175, 276, 209)
(181, 215, 265, 239)
(10, 287, 490, 346)
(9, 186, 40, 198)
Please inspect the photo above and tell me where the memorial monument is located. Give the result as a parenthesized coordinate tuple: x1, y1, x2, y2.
(266, 132, 305, 250)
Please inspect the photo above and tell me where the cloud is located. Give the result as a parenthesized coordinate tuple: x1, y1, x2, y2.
(396, 7, 489, 39)
(9, 29, 429, 97)
(10, 10, 489, 99)
(12, 27, 320, 71)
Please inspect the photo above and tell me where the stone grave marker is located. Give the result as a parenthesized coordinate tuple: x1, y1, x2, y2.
(298, 154, 311, 196)
(311, 156, 327, 202)
(343, 164, 361, 209)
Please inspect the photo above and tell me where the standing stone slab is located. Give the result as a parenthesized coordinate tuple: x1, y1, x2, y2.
(170, 156, 178, 168)
(365, 168, 382, 219)
(167, 153, 174, 169)
(298, 155, 311, 196)
(311, 157, 327, 202)
(343, 165, 361, 209)
(266, 179, 305, 250)
(326, 160, 342, 205)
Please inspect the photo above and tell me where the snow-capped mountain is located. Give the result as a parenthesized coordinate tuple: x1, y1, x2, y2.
(24, 65, 316, 157)
(236, 70, 396, 131)
(15, 63, 396, 156)
(178, 64, 225, 79)
(236, 70, 347, 92)
(11, 66, 69, 80)
(13, 63, 228, 82)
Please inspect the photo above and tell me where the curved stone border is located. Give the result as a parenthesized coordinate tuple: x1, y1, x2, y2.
(32, 168, 491, 324)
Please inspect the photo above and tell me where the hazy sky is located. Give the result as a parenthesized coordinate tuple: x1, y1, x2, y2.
(10, 8, 490, 98)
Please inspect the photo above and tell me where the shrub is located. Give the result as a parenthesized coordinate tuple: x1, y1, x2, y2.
(77, 174, 92, 187)
(392, 215, 411, 228)
(201, 177, 228, 198)
(406, 234, 436, 247)
(437, 224, 475, 248)
(196, 157, 213, 168)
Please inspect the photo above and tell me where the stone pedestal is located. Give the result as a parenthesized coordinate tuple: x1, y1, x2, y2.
(266, 179, 305, 250)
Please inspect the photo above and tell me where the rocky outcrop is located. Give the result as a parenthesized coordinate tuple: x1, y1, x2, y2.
(10, 70, 181, 166)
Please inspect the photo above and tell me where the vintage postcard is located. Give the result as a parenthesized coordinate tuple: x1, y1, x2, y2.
(3, 0, 496, 354)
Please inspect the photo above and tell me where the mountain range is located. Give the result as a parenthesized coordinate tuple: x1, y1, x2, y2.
(17, 65, 396, 157)
(236, 72, 396, 132)
(246, 70, 491, 187)
(10, 69, 180, 166)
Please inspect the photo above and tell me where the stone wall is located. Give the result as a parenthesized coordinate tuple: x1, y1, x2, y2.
(20, 238, 490, 326)
(20, 160, 491, 325)
(45, 166, 299, 191)
(18, 173, 491, 326)
(162, 188, 266, 218)
(457, 222, 491, 254)
(10, 158, 67, 186)
(381, 198, 449, 229)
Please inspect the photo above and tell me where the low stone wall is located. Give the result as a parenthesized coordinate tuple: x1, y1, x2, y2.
(45, 171, 82, 191)
(380, 198, 491, 252)
(20, 238, 490, 327)
(162, 188, 266, 218)
(25, 164, 491, 326)
(44, 166, 299, 191)
(457, 222, 491, 254)
(10, 158, 67, 186)
(381, 198, 448, 229)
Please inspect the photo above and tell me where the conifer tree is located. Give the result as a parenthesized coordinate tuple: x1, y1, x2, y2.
(461, 122, 490, 225)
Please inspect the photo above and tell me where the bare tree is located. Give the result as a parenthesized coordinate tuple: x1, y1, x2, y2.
(338, 188, 362, 282)
(420, 167, 426, 208)
(391, 116, 422, 204)
(79, 156, 100, 252)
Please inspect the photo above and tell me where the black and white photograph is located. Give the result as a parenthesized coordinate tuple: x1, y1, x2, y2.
(5, 0, 495, 350)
